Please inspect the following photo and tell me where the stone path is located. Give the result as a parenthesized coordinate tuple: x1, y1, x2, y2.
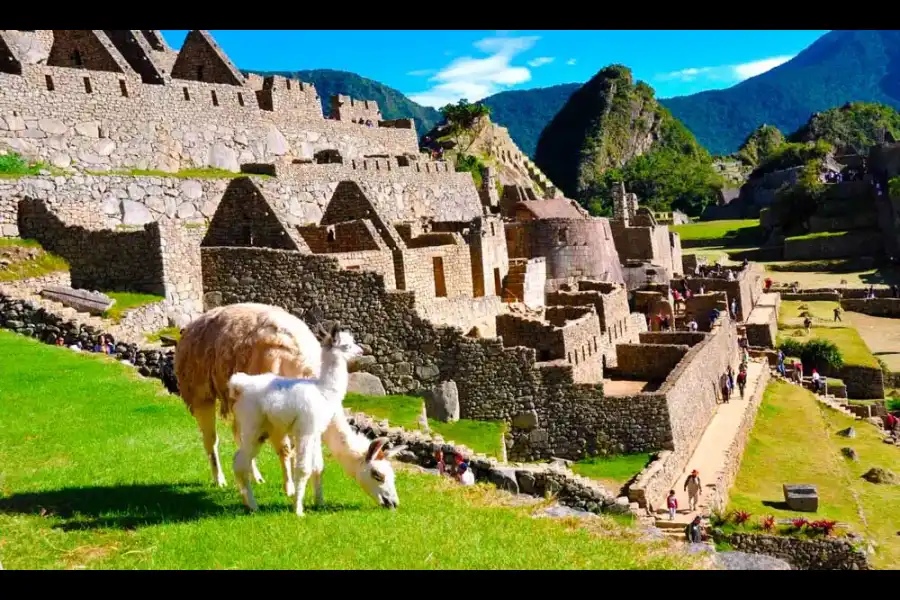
(655, 359, 767, 530)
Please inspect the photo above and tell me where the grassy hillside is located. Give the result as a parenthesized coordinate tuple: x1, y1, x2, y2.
(244, 68, 441, 138)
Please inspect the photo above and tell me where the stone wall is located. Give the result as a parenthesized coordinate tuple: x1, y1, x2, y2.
(415, 295, 505, 339)
(200, 246, 676, 461)
(614, 343, 690, 381)
(638, 331, 707, 346)
(783, 231, 883, 261)
(158, 221, 205, 324)
(683, 292, 728, 332)
(840, 297, 900, 318)
(18, 197, 165, 295)
(710, 532, 869, 570)
(838, 365, 884, 400)
(745, 292, 780, 349)
(677, 263, 764, 322)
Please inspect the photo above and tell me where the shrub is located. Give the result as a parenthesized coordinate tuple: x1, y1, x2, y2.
(731, 510, 752, 525)
(761, 515, 776, 532)
(808, 519, 837, 536)
(778, 338, 843, 373)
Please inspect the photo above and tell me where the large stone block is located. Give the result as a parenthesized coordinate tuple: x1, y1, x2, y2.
(783, 484, 818, 512)
(40, 286, 114, 316)
(348, 372, 386, 397)
(424, 380, 459, 423)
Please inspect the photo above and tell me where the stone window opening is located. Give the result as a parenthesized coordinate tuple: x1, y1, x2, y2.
(237, 92, 245, 107)
(211, 90, 219, 107)
(196, 65, 204, 81)
(72, 49, 83, 67)
(490, 222, 495, 236)
(83, 77, 92, 94)
(326, 227, 336, 243)
(567, 352, 572, 363)
(433, 256, 448, 298)
(119, 80, 128, 98)
(538, 349, 552, 362)
(493, 268, 502, 297)
(285, 79, 292, 90)
(574, 351, 579, 365)
(593, 336, 598, 352)
(45, 75, 54, 91)
(558, 228, 567, 244)
(183, 87, 190, 101)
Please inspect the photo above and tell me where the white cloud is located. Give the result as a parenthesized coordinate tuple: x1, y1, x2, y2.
(407, 69, 434, 77)
(657, 54, 794, 83)
(566, 58, 577, 66)
(528, 56, 555, 68)
(408, 34, 540, 108)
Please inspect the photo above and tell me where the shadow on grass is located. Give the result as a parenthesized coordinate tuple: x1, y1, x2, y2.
(761, 500, 790, 511)
(0, 482, 363, 531)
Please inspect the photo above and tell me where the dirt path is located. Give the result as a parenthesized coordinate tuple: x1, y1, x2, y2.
(845, 311, 900, 373)
(658, 360, 766, 527)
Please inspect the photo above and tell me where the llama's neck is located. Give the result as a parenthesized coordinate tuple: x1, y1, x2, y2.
(322, 411, 371, 473)
(316, 350, 349, 404)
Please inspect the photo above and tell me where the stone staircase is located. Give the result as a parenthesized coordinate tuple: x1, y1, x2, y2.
(772, 371, 859, 420)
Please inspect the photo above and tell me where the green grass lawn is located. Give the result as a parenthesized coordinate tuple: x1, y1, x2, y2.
(785, 230, 854, 241)
(0, 330, 699, 570)
(102, 291, 165, 322)
(777, 300, 842, 328)
(777, 326, 879, 369)
(728, 380, 899, 569)
(0, 238, 69, 282)
(571, 453, 654, 494)
(669, 219, 760, 242)
(344, 393, 506, 459)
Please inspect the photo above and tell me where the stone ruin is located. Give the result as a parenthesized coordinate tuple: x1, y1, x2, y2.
(0, 31, 772, 512)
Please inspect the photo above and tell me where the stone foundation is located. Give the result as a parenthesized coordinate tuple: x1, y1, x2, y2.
(710, 531, 869, 570)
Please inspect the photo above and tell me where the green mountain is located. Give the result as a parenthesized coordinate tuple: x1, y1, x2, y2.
(478, 30, 900, 158)
(534, 65, 721, 217)
(243, 68, 441, 139)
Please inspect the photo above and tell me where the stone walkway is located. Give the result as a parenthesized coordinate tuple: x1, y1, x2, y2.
(656, 359, 767, 529)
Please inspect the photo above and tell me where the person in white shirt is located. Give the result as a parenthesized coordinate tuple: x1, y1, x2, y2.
(688, 320, 698, 332)
(458, 462, 475, 485)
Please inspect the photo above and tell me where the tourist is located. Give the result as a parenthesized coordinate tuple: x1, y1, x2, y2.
(666, 490, 678, 520)
(686, 515, 703, 543)
(660, 314, 670, 332)
(55, 337, 65, 347)
(776, 349, 786, 377)
(727, 365, 735, 397)
(727, 269, 735, 282)
(94, 335, 113, 355)
(811, 369, 823, 394)
(737, 367, 748, 398)
(435, 449, 446, 475)
(803, 316, 812, 335)
(833, 305, 843, 322)
(793, 360, 804, 384)
(688, 319, 698, 332)
(720, 371, 731, 403)
(892, 284, 899, 298)
(765, 277, 773, 292)
(730, 298, 738, 320)
(709, 307, 720, 329)
(699, 285, 705, 295)
(457, 462, 475, 486)
(867, 285, 876, 299)
(685, 288, 693, 300)
(684, 470, 702, 511)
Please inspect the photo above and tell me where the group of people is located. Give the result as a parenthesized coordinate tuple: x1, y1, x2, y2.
(775, 349, 828, 393)
(664, 470, 705, 543)
(353, 118, 375, 127)
(434, 450, 475, 486)
(719, 363, 749, 403)
(56, 334, 115, 355)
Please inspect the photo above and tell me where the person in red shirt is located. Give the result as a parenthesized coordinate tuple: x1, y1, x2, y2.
(666, 490, 678, 520)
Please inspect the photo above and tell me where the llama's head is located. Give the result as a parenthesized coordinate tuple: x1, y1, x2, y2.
(323, 324, 364, 363)
(355, 437, 407, 509)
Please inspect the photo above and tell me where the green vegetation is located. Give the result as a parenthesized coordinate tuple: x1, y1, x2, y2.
(85, 167, 258, 179)
(789, 101, 900, 154)
(534, 65, 723, 217)
(777, 326, 878, 369)
(571, 453, 654, 493)
(767, 258, 876, 273)
(344, 392, 506, 458)
(0, 238, 69, 282)
(0, 152, 53, 179)
(101, 291, 165, 322)
(887, 398, 900, 411)
(751, 139, 833, 177)
(777, 300, 841, 327)
(245, 68, 441, 139)
(729, 380, 900, 568)
(669, 219, 760, 242)
(778, 337, 844, 372)
(145, 326, 181, 344)
(785, 230, 851, 242)
(431, 99, 493, 189)
(0, 331, 700, 570)
(736, 124, 786, 167)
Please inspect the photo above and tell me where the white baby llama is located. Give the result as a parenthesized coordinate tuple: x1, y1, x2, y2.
(228, 325, 405, 515)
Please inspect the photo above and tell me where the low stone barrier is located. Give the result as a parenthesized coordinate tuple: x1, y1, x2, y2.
(841, 297, 900, 318)
(838, 365, 884, 400)
(710, 531, 869, 570)
(780, 292, 841, 302)
(344, 411, 642, 518)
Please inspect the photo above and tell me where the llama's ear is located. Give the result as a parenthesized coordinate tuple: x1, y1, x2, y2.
(365, 437, 389, 463)
(384, 445, 407, 459)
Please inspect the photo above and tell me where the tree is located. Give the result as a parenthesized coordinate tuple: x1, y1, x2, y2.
(438, 99, 491, 155)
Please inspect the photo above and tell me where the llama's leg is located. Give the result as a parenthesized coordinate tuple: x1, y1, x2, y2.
(270, 434, 296, 498)
(232, 419, 264, 484)
(311, 438, 325, 507)
(195, 403, 226, 487)
(292, 435, 314, 517)
(233, 436, 264, 511)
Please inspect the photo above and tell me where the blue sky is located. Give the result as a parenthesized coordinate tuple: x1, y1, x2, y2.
(161, 30, 829, 107)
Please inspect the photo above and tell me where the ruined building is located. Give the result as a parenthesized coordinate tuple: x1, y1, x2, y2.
(1, 30, 758, 482)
